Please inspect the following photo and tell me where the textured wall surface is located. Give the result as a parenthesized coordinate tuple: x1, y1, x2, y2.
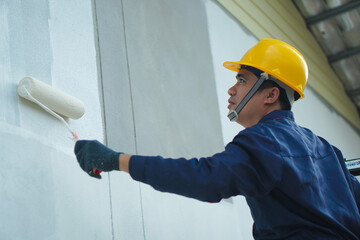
(1, 0, 239, 239)
(0, 0, 111, 239)
(95, 0, 241, 239)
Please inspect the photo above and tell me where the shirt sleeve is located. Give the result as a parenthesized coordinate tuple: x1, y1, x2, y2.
(129, 127, 283, 203)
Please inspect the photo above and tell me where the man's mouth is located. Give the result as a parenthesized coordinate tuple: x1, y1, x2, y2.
(228, 99, 236, 109)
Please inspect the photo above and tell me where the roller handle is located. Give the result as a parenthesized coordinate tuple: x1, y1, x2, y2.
(73, 132, 102, 176)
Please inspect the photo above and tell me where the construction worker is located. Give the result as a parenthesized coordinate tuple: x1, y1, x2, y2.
(75, 39, 360, 239)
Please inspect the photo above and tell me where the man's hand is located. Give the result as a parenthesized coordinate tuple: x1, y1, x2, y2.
(74, 140, 121, 179)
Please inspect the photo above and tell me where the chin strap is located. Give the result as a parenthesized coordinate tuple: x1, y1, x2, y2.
(228, 73, 269, 122)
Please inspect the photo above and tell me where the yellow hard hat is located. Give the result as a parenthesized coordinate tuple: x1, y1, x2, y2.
(223, 39, 308, 99)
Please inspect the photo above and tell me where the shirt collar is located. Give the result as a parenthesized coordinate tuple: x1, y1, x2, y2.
(258, 110, 294, 124)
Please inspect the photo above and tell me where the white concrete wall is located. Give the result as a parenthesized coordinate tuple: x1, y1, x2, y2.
(95, 0, 246, 239)
(0, 0, 112, 239)
(206, 0, 360, 238)
(1, 0, 248, 239)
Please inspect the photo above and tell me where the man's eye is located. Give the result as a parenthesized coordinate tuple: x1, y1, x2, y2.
(237, 78, 246, 83)
(236, 74, 246, 84)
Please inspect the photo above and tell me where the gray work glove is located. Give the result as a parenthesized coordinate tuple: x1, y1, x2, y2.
(74, 140, 121, 179)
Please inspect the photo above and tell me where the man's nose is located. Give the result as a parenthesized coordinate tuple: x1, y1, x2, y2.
(228, 84, 236, 96)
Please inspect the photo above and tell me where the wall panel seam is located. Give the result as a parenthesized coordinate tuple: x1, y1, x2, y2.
(91, 0, 115, 239)
(120, 0, 147, 239)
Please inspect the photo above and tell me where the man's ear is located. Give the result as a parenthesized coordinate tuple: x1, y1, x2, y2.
(264, 87, 280, 104)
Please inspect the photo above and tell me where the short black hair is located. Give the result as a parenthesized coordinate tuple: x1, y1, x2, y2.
(240, 65, 300, 109)
(257, 80, 292, 110)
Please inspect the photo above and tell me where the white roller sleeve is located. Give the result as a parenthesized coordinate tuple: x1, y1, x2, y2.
(17, 77, 85, 119)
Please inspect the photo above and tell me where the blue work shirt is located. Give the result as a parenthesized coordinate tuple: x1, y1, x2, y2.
(129, 110, 360, 239)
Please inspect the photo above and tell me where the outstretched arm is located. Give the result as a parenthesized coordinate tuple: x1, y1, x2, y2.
(75, 132, 282, 203)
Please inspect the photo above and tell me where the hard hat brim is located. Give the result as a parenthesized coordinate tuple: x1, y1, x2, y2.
(223, 61, 242, 72)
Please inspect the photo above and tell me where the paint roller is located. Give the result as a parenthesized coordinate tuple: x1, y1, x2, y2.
(17, 77, 102, 175)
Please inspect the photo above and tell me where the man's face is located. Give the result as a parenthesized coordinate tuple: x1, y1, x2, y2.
(227, 69, 263, 127)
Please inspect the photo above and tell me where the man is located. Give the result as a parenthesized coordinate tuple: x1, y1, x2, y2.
(75, 39, 360, 239)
